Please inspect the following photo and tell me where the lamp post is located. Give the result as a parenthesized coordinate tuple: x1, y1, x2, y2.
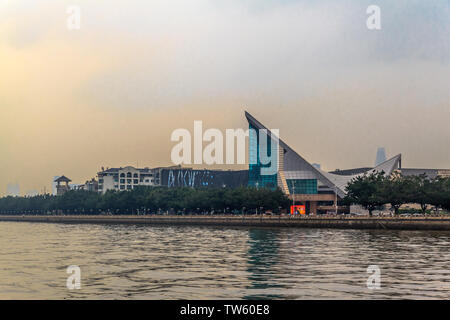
(291, 180, 295, 215)
(335, 184, 338, 216)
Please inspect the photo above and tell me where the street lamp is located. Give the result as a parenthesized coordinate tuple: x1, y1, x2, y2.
(335, 183, 338, 216)
(291, 180, 295, 215)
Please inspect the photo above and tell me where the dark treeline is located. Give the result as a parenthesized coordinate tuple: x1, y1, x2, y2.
(344, 173, 450, 215)
(0, 187, 291, 215)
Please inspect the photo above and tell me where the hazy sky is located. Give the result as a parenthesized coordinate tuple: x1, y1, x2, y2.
(1, 0, 449, 195)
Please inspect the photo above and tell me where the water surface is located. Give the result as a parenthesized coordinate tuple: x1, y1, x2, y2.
(0, 221, 449, 299)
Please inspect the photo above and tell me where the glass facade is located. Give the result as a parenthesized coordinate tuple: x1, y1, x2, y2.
(286, 179, 318, 194)
(248, 123, 278, 189)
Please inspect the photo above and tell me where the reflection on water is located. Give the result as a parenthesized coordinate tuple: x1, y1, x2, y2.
(0, 221, 449, 299)
(246, 229, 283, 300)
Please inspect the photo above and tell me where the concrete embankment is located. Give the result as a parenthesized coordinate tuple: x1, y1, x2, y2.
(1, 215, 450, 231)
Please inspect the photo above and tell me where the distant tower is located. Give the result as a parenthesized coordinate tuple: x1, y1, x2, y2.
(375, 147, 387, 166)
(6, 183, 20, 197)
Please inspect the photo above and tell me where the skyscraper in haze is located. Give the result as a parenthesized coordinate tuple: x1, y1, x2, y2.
(375, 148, 387, 166)
(6, 183, 20, 197)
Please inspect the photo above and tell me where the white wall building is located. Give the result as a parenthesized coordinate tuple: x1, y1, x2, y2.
(52, 176, 60, 195)
(98, 166, 156, 194)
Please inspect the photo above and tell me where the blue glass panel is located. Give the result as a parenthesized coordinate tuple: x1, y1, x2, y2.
(248, 123, 278, 190)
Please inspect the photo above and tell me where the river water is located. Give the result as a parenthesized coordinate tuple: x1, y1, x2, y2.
(0, 221, 449, 299)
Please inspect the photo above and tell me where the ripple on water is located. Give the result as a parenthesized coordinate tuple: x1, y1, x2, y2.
(0, 222, 450, 299)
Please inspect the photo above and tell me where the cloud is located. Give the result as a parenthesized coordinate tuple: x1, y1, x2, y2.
(70, 0, 450, 109)
(0, 0, 449, 194)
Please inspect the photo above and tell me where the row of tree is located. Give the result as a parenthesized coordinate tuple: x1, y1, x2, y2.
(0, 186, 291, 215)
(344, 173, 450, 215)
(3, 174, 448, 216)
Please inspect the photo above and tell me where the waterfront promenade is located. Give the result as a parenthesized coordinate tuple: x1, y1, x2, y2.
(1, 215, 450, 231)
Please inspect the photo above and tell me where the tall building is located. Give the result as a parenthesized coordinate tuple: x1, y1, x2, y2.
(375, 147, 387, 166)
(245, 111, 402, 214)
(6, 183, 20, 197)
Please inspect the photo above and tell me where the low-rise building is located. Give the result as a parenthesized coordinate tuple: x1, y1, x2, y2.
(97, 166, 157, 194)
(96, 165, 249, 194)
(83, 178, 99, 192)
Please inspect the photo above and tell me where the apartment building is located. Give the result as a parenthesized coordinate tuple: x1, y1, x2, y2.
(97, 166, 157, 194)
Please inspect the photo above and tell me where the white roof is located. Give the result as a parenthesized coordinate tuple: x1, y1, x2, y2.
(319, 154, 402, 195)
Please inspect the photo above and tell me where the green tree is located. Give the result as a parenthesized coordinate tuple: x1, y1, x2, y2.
(345, 172, 386, 216)
(403, 174, 434, 214)
(428, 177, 450, 213)
(378, 173, 410, 215)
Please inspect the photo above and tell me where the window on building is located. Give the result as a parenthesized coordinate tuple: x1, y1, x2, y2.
(127, 179, 132, 184)
(127, 172, 132, 178)
(318, 201, 334, 206)
(127, 185, 132, 190)
(120, 179, 125, 184)
(133, 179, 139, 184)
(133, 173, 138, 178)
(287, 179, 318, 194)
(120, 173, 125, 178)
(248, 123, 278, 190)
(120, 185, 125, 190)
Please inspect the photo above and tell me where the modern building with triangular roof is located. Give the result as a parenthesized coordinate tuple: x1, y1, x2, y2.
(245, 111, 402, 214)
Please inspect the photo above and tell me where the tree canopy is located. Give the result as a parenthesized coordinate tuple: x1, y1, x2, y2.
(345, 172, 450, 215)
(0, 186, 291, 215)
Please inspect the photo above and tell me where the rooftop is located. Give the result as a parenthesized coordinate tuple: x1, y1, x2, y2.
(54, 175, 72, 183)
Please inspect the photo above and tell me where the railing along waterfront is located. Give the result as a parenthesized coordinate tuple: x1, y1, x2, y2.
(1, 214, 450, 230)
